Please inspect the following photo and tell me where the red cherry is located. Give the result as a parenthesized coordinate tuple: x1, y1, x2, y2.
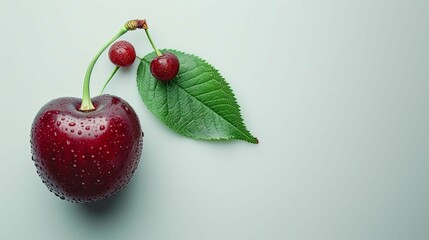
(30, 94, 143, 203)
(150, 52, 180, 81)
(108, 41, 136, 67)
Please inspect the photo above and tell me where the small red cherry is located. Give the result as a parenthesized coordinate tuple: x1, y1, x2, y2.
(108, 40, 136, 67)
(150, 52, 180, 81)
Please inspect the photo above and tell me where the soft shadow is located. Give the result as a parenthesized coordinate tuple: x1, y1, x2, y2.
(77, 171, 141, 218)
(80, 189, 128, 216)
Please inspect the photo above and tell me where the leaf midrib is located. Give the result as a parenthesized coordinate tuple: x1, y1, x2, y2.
(173, 81, 252, 141)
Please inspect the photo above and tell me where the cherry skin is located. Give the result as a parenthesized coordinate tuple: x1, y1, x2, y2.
(108, 40, 136, 67)
(150, 52, 180, 81)
(30, 94, 143, 203)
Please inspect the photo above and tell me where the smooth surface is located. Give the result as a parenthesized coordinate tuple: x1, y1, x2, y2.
(1, 0, 428, 239)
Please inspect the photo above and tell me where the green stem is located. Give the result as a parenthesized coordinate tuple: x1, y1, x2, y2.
(100, 66, 120, 94)
(80, 27, 128, 111)
(144, 29, 162, 56)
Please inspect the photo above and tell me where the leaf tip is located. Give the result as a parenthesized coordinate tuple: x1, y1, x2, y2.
(245, 136, 259, 144)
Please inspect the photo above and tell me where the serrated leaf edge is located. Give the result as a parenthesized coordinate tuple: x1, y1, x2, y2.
(137, 49, 258, 144)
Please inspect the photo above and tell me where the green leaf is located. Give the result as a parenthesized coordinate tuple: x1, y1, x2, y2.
(136, 49, 258, 144)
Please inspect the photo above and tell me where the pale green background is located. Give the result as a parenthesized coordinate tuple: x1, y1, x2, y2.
(0, 0, 428, 239)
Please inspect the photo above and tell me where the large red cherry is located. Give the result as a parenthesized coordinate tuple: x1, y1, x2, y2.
(30, 94, 143, 203)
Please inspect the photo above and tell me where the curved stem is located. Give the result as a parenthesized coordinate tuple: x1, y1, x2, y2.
(144, 29, 162, 56)
(100, 66, 120, 94)
(80, 27, 128, 111)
